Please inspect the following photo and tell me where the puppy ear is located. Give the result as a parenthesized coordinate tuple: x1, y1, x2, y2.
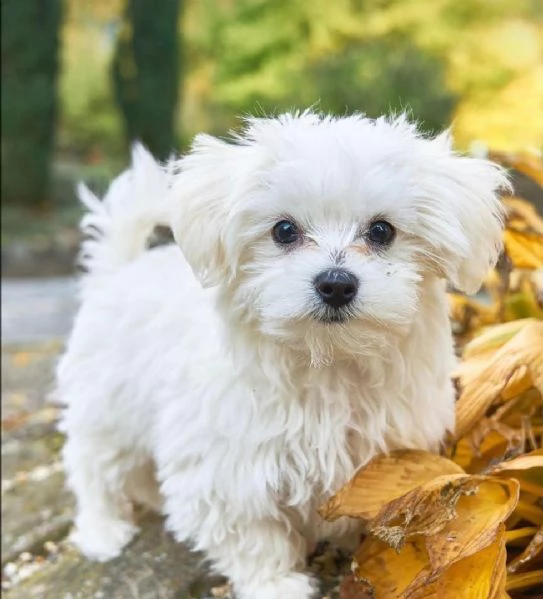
(420, 136, 509, 294)
(168, 133, 270, 287)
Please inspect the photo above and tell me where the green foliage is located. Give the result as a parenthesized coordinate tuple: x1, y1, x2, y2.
(184, 0, 541, 146)
(203, 1, 455, 132)
(54, 0, 542, 166)
(112, 0, 183, 160)
(58, 23, 125, 162)
(1, 0, 62, 208)
(294, 37, 456, 133)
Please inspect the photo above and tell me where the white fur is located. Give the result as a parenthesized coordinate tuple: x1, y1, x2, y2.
(56, 111, 508, 599)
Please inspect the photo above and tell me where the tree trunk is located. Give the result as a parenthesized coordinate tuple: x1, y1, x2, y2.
(112, 0, 183, 161)
(1, 0, 62, 208)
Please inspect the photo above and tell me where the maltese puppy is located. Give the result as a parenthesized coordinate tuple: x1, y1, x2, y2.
(57, 111, 507, 598)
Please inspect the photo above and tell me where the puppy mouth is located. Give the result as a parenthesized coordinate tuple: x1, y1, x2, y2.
(312, 309, 352, 324)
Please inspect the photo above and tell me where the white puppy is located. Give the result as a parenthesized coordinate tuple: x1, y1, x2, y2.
(57, 111, 507, 599)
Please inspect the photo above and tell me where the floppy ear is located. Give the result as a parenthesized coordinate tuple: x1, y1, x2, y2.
(418, 135, 509, 294)
(168, 133, 270, 287)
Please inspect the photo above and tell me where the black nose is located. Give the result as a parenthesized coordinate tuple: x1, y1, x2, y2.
(314, 269, 359, 308)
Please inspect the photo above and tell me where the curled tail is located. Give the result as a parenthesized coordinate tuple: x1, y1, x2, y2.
(77, 144, 172, 280)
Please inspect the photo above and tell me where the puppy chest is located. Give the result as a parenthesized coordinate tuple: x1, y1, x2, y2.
(276, 392, 370, 504)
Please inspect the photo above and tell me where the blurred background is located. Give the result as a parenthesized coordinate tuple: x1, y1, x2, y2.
(1, 0, 542, 279)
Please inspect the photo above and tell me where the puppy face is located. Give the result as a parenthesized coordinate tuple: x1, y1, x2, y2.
(170, 112, 507, 360)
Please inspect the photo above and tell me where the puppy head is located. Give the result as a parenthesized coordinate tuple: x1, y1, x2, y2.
(169, 112, 507, 360)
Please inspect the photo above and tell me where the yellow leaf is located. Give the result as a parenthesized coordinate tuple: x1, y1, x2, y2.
(352, 523, 509, 599)
(352, 535, 429, 598)
(318, 450, 464, 522)
(449, 430, 509, 472)
(489, 448, 543, 473)
(491, 151, 543, 188)
(505, 526, 538, 545)
(362, 475, 518, 558)
(496, 470, 543, 497)
(503, 290, 543, 321)
(503, 227, 543, 270)
(366, 474, 481, 550)
(507, 525, 543, 574)
(500, 366, 533, 400)
(461, 319, 537, 361)
(449, 293, 498, 335)
(503, 196, 543, 236)
(454, 321, 543, 440)
(408, 526, 507, 599)
(419, 479, 518, 576)
(454, 360, 532, 404)
(514, 499, 543, 526)
(505, 570, 543, 592)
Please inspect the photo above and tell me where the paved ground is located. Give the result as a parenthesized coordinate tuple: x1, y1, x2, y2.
(1, 277, 79, 345)
(1, 277, 347, 598)
(0, 277, 214, 598)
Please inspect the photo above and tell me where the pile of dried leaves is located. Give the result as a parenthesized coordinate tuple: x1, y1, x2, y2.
(319, 151, 543, 598)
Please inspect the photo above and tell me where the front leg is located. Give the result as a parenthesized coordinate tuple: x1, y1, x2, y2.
(206, 516, 315, 599)
(164, 493, 316, 599)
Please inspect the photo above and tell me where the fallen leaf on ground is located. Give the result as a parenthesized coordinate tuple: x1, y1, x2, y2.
(507, 526, 543, 574)
(491, 151, 543, 188)
(318, 450, 464, 522)
(407, 525, 507, 599)
(454, 320, 543, 440)
(503, 228, 543, 270)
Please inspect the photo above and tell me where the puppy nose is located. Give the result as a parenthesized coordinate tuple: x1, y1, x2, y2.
(314, 269, 359, 308)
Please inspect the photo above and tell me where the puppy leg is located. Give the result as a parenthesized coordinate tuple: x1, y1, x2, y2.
(62, 436, 140, 562)
(167, 508, 316, 599)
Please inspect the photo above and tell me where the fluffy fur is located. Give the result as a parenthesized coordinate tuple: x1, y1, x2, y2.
(57, 112, 508, 599)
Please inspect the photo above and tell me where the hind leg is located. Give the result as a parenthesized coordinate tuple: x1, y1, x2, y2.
(62, 435, 141, 561)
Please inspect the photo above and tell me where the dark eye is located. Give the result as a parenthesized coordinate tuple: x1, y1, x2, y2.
(272, 220, 300, 245)
(368, 220, 395, 245)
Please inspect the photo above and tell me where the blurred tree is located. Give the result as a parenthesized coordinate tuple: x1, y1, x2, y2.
(303, 38, 456, 133)
(182, 0, 541, 148)
(206, 0, 455, 132)
(1, 0, 62, 208)
(112, 0, 183, 160)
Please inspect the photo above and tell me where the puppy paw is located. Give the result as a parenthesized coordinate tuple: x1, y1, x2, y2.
(238, 572, 317, 599)
(70, 517, 139, 562)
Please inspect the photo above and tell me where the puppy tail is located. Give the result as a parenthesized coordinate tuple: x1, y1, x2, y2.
(77, 144, 171, 279)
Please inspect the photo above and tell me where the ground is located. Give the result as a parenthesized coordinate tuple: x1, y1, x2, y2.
(1, 277, 348, 598)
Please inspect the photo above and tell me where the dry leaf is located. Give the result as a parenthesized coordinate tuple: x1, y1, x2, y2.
(338, 574, 375, 599)
(449, 430, 509, 472)
(503, 196, 543, 235)
(449, 293, 498, 335)
(352, 535, 429, 598)
(419, 479, 518, 576)
(365, 475, 518, 560)
(318, 450, 464, 522)
(507, 526, 543, 574)
(503, 227, 543, 270)
(352, 522, 510, 599)
(491, 151, 543, 188)
(505, 526, 538, 545)
(489, 448, 543, 473)
(454, 321, 543, 440)
(460, 319, 536, 362)
(407, 525, 507, 599)
(514, 500, 543, 527)
(365, 474, 481, 551)
(505, 569, 543, 591)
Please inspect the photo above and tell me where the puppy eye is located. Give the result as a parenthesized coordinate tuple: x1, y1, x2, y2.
(368, 220, 396, 245)
(272, 220, 300, 245)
